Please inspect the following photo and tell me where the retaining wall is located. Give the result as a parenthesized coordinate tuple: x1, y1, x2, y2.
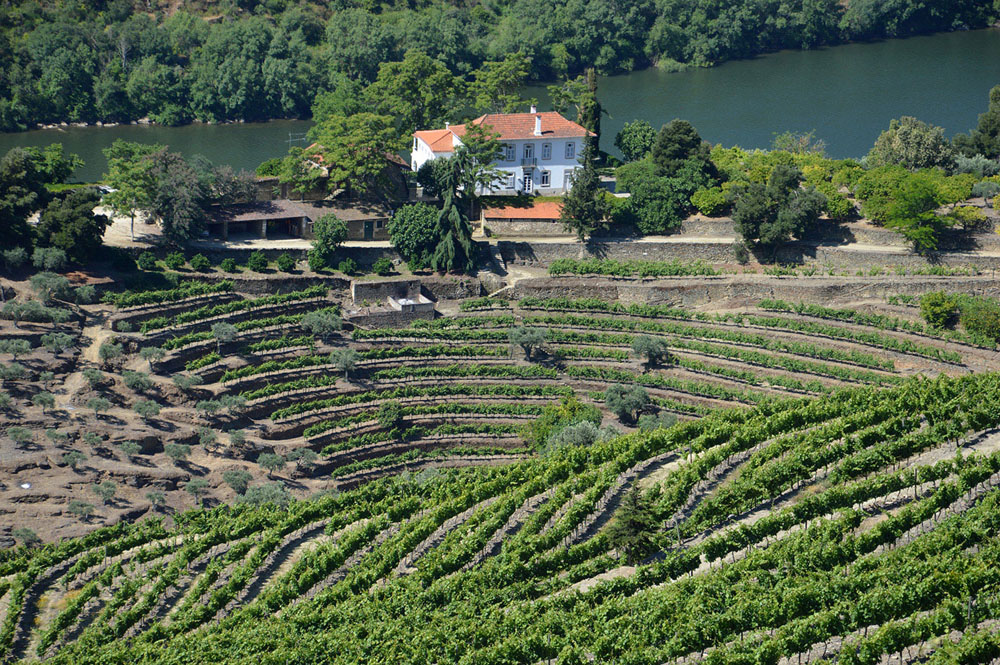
(513, 275, 1000, 308)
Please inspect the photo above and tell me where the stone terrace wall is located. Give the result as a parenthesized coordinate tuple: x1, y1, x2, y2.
(498, 238, 1000, 271)
(514, 275, 1000, 308)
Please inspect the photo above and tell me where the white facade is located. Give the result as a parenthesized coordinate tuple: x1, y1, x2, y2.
(486, 137, 581, 195)
(411, 111, 589, 196)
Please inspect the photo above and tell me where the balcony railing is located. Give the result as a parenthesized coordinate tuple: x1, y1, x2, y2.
(521, 157, 537, 166)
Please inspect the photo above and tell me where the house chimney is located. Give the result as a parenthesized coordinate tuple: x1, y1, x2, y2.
(529, 104, 537, 114)
(445, 121, 450, 129)
(533, 114, 542, 136)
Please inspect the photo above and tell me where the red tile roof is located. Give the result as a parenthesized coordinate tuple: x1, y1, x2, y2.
(483, 200, 563, 220)
(453, 113, 593, 141)
(413, 129, 457, 152)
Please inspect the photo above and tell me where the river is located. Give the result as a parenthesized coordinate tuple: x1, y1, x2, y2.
(1, 28, 998, 182)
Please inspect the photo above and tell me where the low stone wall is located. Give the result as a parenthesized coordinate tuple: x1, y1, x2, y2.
(498, 237, 1000, 271)
(498, 239, 735, 265)
(345, 308, 435, 328)
(486, 219, 565, 237)
(514, 275, 1000, 308)
(188, 245, 400, 267)
(351, 278, 420, 304)
(176, 271, 351, 295)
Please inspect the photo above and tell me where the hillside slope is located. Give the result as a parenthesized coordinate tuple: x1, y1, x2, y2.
(5, 372, 1000, 663)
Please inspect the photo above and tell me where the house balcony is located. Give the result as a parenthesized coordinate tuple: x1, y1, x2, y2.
(521, 158, 537, 167)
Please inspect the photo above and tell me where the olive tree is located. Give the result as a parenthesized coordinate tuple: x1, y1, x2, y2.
(328, 348, 360, 378)
(509, 327, 547, 360)
(68, 500, 95, 521)
(133, 399, 161, 420)
(63, 450, 87, 470)
(631, 335, 674, 368)
(87, 396, 112, 418)
(211, 322, 238, 354)
(605, 384, 650, 424)
(165, 443, 191, 465)
(140, 346, 165, 369)
(223, 469, 253, 495)
(146, 491, 166, 510)
(91, 480, 118, 505)
(257, 452, 286, 478)
(119, 440, 142, 461)
(300, 309, 342, 343)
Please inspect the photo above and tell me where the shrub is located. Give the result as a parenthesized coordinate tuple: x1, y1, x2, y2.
(545, 421, 600, 452)
(373, 257, 393, 276)
(98, 341, 123, 363)
(189, 254, 212, 272)
(122, 370, 153, 393)
(338, 258, 357, 275)
(74, 284, 97, 304)
(524, 396, 602, 446)
(220, 258, 239, 273)
(377, 401, 403, 429)
(136, 251, 157, 271)
(690, 187, 729, 216)
(2, 247, 27, 272)
(32, 247, 67, 271)
(223, 469, 253, 495)
(116, 320, 133, 332)
(247, 251, 268, 272)
(119, 440, 141, 460)
(239, 482, 292, 508)
(276, 253, 297, 272)
(301, 310, 341, 342)
(958, 296, 1000, 342)
(164, 252, 186, 270)
(972, 180, 1000, 200)
(637, 412, 678, 431)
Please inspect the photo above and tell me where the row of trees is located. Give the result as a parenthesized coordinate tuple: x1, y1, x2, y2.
(2, 1, 994, 130)
(602, 85, 1000, 253)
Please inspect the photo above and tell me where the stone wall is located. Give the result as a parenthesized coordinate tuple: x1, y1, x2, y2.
(178, 272, 351, 295)
(498, 237, 1000, 271)
(498, 239, 736, 265)
(486, 219, 565, 237)
(514, 275, 1000, 308)
(351, 278, 421, 304)
(345, 308, 434, 328)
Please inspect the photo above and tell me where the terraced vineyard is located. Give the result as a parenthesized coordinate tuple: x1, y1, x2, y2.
(6, 370, 1000, 663)
(7, 281, 1000, 663)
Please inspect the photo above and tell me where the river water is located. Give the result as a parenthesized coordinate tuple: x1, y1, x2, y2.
(2, 28, 998, 182)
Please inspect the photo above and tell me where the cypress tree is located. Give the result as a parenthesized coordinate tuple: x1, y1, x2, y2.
(559, 146, 609, 242)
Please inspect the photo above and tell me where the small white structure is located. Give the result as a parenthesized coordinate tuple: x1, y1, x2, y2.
(411, 107, 593, 196)
(388, 294, 434, 313)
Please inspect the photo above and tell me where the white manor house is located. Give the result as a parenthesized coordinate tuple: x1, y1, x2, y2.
(411, 107, 593, 196)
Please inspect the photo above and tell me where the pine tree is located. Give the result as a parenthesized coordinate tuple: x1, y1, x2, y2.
(559, 146, 609, 242)
(606, 485, 655, 564)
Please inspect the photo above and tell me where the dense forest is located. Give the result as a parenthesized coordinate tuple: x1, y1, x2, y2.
(0, 0, 996, 131)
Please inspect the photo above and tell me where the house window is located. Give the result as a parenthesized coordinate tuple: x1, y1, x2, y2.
(542, 143, 552, 160)
(523, 144, 534, 161)
(565, 142, 576, 160)
(505, 173, 516, 189)
(504, 144, 515, 161)
(540, 171, 550, 187)
(564, 169, 575, 187)
(376, 220, 384, 229)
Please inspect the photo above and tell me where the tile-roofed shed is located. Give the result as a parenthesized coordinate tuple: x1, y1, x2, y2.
(452, 112, 593, 141)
